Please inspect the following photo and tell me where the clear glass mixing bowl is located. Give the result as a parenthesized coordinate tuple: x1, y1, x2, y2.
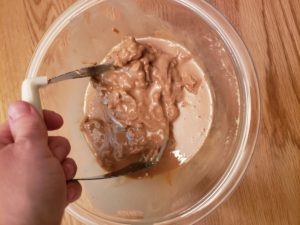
(26, 0, 260, 224)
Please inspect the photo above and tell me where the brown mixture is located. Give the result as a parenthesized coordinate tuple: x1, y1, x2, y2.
(81, 37, 200, 173)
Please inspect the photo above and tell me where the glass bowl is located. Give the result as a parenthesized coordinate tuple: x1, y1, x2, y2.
(26, 0, 260, 224)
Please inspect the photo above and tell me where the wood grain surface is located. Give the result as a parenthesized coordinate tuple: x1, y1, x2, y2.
(0, 0, 299, 225)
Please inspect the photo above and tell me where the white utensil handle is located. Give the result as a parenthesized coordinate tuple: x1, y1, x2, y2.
(21, 77, 48, 115)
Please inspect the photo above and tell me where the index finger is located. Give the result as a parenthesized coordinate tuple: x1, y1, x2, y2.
(0, 109, 63, 148)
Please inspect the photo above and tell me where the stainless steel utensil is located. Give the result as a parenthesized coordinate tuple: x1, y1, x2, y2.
(21, 64, 169, 180)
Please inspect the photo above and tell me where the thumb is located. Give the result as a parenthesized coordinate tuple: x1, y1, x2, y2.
(8, 101, 48, 144)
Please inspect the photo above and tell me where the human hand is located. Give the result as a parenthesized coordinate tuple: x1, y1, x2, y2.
(0, 101, 82, 225)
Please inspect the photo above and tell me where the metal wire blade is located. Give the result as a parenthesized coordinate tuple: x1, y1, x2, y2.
(48, 64, 112, 84)
(71, 161, 155, 181)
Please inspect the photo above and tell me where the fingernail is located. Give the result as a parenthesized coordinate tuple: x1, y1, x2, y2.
(67, 183, 79, 202)
(65, 161, 75, 178)
(8, 101, 31, 120)
(68, 188, 76, 202)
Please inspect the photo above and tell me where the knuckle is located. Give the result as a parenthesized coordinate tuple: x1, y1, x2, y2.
(17, 139, 35, 151)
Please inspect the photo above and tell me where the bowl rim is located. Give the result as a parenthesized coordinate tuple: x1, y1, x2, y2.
(26, 0, 260, 224)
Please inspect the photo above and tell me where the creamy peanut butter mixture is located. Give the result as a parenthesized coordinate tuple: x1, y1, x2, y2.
(81, 37, 200, 172)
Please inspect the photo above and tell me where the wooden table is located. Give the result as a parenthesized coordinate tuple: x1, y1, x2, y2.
(0, 1, 299, 224)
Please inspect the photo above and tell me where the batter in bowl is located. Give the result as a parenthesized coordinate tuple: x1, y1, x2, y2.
(81, 37, 201, 175)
